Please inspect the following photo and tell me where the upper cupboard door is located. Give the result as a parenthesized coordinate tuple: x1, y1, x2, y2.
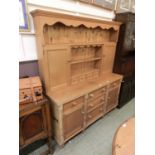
(44, 45, 70, 89)
(102, 44, 116, 73)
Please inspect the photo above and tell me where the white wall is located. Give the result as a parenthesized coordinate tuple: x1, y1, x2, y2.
(19, 0, 115, 62)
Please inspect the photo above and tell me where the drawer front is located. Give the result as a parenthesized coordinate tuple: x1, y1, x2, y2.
(106, 87, 120, 113)
(19, 89, 33, 104)
(63, 97, 84, 113)
(87, 95, 106, 112)
(86, 105, 104, 126)
(34, 87, 43, 101)
(88, 86, 107, 101)
(109, 80, 121, 89)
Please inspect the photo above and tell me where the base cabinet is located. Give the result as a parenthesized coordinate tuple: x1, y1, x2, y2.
(19, 98, 52, 153)
(51, 76, 122, 146)
(63, 97, 85, 141)
(106, 86, 120, 113)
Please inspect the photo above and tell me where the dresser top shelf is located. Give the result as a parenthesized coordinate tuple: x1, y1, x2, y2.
(47, 73, 123, 105)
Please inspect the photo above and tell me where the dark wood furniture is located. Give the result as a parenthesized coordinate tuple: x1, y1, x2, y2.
(19, 98, 52, 154)
(113, 12, 135, 108)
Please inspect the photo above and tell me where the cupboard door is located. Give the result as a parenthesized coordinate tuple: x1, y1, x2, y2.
(106, 87, 120, 112)
(63, 104, 84, 141)
(45, 45, 70, 88)
(102, 45, 116, 73)
(20, 109, 46, 142)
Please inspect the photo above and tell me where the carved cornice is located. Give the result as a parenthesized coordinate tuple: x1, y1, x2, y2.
(31, 9, 121, 31)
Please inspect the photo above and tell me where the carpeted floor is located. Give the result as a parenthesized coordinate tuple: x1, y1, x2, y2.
(29, 98, 135, 155)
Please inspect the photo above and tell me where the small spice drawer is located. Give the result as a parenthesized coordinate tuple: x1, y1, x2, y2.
(109, 80, 121, 89)
(86, 105, 104, 126)
(87, 95, 106, 112)
(71, 75, 85, 85)
(19, 89, 33, 104)
(87, 86, 107, 101)
(63, 96, 84, 113)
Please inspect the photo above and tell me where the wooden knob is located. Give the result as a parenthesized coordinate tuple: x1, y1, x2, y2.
(88, 115, 92, 118)
(102, 88, 106, 91)
(89, 94, 94, 98)
(99, 108, 103, 111)
(101, 98, 105, 101)
(89, 104, 94, 107)
(81, 111, 84, 114)
(72, 102, 77, 106)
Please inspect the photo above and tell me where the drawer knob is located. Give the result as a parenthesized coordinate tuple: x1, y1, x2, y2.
(99, 108, 103, 111)
(88, 115, 92, 118)
(102, 88, 106, 91)
(89, 104, 94, 107)
(89, 94, 94, 98)
(101, 98, 105, 101)
(72, 102, 77, 106)
(81, 111, 85, 114)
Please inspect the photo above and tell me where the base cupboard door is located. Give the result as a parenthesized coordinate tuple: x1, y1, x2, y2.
(63, 105, 84, 141)
(20, 108, 47, 146)
(106, 87, 120, 113)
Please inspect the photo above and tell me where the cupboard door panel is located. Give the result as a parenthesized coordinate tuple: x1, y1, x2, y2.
(106, 87, 120, 112)
(47, 48, 70, 88)
(102, 45, 116, 73)
(20, 110, 44, 140)
(63, 106, 84, 140)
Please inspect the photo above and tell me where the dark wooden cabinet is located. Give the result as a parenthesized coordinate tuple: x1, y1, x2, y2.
(19, 98, 52, 154)
(113, 12, 135, 108)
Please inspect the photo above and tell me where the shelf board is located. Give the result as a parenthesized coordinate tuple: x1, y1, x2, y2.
(71, 69, 100, 78)
(71, 57, 101, 64)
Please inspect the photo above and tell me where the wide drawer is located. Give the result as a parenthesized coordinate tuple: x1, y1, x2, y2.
(87, 86, 107, 101)
(87, 95, 106, 112)
(63, 96, 84, 113)
(86, 105, 104, 126)
(109, 80, 121, 89)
